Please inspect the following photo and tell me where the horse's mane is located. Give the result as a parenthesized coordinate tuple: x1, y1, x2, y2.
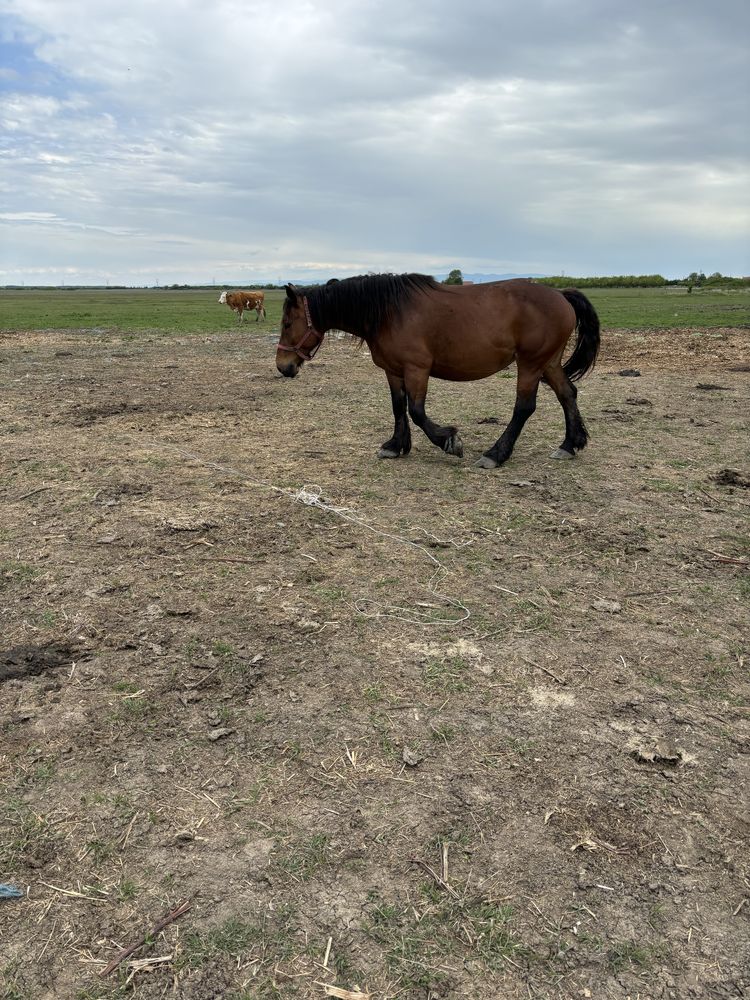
(303, 273, 439, 340)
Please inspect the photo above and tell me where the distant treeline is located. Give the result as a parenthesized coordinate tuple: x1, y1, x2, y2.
(539, 272, 749, 289)
(3, 273, 748, 292)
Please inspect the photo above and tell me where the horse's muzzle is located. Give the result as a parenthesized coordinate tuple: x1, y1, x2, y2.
(277, 360, 299, 378)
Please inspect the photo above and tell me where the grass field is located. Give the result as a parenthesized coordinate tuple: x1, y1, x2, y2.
(1, 284, 748, 332)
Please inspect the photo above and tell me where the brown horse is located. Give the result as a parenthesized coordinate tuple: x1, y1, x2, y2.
(276, 274, 600, 468)
(219, 289, 267, 323)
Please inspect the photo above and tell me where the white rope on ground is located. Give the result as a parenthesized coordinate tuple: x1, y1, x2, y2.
(131, 438, 471, 627)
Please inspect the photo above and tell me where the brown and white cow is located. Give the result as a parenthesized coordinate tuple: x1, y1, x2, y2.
(218, 289, 267, 322)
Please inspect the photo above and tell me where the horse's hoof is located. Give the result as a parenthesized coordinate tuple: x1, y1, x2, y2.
(444, 435, 464, 458)
(475, 455, 499, 470)
(377, 448, 400, 459)
(551, 447, 575, 460)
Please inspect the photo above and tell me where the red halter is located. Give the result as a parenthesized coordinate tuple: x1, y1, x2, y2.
(276, 296, 324, 361)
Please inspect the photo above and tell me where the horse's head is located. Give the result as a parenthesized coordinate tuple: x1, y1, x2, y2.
(276, 284, 325, 378)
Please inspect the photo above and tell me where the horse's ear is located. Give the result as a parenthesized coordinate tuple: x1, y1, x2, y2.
(284, 283, 298, 304)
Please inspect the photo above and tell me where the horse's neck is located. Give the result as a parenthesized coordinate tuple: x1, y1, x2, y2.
(328, 318, 367, 339)
(319, 298, 371, 341)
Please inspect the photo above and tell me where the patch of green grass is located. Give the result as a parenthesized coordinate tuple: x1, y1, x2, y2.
(1, 961, 31, 1000)
(176, 906, 298, 974)
(607, 938, 668, 973)
(0, 801, 58, 868)
(516, 601, 553, 631)
(367, 893, 401, 926)
(423, 655, 472, 693)
(427, 827, 474, 852)
(111, 793, 134, 814)
(698, 650, 743, 697)
(274, 833, 330, 882)
(178, 918, 266, 969)
(310, 583, 347, 603)
(647, 902, 668, 928)
(365, 888, 529, 988)
(0, 561, 39, 589)
(645, 478, 681, 493)
(22, 761, 56, 786)
(506, 737, 536, 757)
(282, 739, 302, 760)
(719, 530, 749, 553)
(76, 983, 129, 1000)
(110, 695, 151, 721)
(363, 683, 384, 703)
(643, 669, 666, 686)
(117, 878, 139, 901)
(86, 837, 116, 866)
(430, 722, 457, 743)
(111, 680, 141, 693)
(207, 640, 261, 681)
(369, 712, 397, 758)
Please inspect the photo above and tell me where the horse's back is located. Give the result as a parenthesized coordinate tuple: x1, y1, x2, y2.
(440, 279, 575, 335)
(378, 279, 578, 380)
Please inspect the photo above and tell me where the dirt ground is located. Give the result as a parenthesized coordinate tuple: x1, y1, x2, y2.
(1, 323, 749, 1000)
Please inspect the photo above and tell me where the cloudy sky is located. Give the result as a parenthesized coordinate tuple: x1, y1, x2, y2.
(1, 0, 748, 285)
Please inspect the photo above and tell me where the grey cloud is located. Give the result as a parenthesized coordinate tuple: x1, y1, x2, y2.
(0, 0, 747, 284)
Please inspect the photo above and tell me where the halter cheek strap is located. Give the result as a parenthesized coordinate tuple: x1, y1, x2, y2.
(276, 296, 325, 361)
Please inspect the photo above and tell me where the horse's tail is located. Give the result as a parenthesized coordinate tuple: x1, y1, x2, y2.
(561, 289, 600, 382)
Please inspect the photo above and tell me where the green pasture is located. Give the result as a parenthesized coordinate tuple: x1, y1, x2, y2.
(0, 284, 748, 333)
(581, 285, 749, 328)
(0, 287, 286, 335)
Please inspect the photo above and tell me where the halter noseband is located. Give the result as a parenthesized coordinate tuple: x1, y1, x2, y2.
(276, 296, 324, 361)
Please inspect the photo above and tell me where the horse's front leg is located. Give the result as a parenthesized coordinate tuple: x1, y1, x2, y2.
(404, 368, 463, 458)
(378, 373, 412, 459)
(476, 364, 540, 469)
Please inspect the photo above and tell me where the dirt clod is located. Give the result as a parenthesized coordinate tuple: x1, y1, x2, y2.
(0, 643, 79, 682)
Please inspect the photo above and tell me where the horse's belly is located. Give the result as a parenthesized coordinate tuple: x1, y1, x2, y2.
(430, 350, 514, 381)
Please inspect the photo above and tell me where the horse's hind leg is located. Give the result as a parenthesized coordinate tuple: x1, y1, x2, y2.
(544, 363, 589, 459)
(404, 368, 463, 458)
(476, 365, 539, 469)
(378, 373, 412, 459)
